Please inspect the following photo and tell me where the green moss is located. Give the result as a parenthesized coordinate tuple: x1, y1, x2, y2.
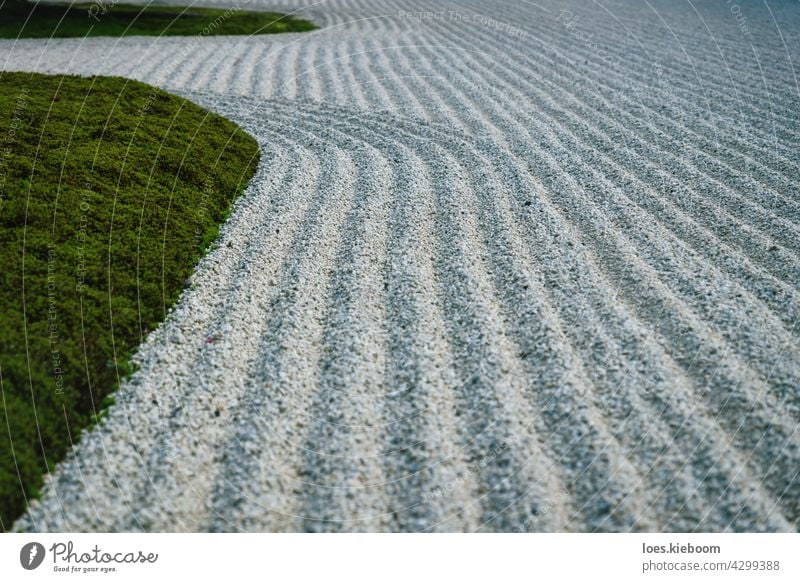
(0, 72, 260, 530)
(0, 2, 316, 39)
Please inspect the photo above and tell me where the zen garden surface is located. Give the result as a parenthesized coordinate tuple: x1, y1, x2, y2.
(2, 0, 799, 532)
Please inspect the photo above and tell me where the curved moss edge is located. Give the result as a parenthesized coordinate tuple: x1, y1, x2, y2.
(0, 2, 317, 39)
(0, 71, 260, 529)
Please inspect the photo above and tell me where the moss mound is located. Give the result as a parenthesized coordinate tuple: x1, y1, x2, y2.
(0, 2, 316, 39)
(0, 72, 260, 529)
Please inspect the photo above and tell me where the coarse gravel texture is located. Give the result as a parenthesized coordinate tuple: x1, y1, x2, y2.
(5, 0, 800, 532)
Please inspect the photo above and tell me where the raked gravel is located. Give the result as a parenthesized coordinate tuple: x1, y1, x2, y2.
(5, 0, 800, 531)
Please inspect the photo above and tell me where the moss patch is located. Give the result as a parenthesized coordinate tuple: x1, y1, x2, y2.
(0, 1, 316, 39)
(0, 72, 260, 529)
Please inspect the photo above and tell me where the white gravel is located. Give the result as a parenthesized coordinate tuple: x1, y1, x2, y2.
(5, 0, 800, 532)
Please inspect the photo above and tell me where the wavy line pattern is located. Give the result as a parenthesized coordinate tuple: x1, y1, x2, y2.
(5, 0, 799, 532)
